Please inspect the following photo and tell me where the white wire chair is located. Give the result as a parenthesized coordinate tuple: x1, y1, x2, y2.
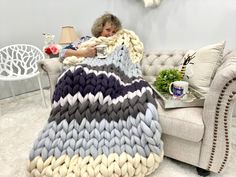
(0, 44, 46, 106)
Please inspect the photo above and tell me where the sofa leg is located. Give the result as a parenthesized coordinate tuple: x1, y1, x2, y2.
(196, 167, 210, 176)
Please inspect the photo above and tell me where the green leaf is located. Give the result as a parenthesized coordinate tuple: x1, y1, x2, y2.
(154, 69, 182, 93)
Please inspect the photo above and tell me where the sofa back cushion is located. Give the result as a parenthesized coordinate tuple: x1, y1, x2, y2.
(140, 50, 186, 83)
(218, 49, 236, 71)
(141, 42, 225, 96)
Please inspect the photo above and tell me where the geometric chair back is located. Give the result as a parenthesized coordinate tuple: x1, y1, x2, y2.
(0, 44, 44, 81)
(0, 44, 46, 106)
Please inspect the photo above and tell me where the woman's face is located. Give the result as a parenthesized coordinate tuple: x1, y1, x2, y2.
(101, 22, 117, 37)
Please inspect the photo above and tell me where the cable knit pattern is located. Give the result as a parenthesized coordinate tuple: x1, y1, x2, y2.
(63, 29, 144, 66)
(27, 45, 163, 177)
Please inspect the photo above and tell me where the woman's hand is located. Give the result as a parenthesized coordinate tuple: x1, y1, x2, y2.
(79, 44, 96, 57)
(64, 44, 97, 58)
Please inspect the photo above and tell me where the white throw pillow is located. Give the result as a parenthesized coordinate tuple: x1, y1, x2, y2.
(184, 41, 225, 95)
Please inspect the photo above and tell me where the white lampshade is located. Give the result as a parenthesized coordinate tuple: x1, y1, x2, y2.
(59, 26, 78, 44)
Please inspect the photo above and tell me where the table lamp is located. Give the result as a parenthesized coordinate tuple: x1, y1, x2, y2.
(59, 26, 78, 45)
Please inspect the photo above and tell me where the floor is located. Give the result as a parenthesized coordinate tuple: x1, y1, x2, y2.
(0, 90, 235, 177)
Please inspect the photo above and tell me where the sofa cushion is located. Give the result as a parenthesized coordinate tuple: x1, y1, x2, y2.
(157, 101, 204, 142)
(141, 51, 186, 83)
(184, 41, 225, 95)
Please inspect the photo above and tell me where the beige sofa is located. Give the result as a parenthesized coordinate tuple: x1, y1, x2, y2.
(38, 49, 236, 175)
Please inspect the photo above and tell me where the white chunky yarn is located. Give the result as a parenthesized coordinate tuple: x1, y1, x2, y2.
(63, 29, 144, 66)
(63, 56, 84, 67)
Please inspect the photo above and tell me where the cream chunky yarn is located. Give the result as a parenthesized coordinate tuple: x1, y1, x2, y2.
(63, 29, 144, 66)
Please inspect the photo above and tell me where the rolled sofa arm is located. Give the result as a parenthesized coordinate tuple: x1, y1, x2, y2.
(199, 53, 236, 173)
(38, 58, 63, 100)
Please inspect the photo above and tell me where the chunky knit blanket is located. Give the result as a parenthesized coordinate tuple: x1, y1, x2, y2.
(63, 29, 144, 66)
(27, 45, 163, 177)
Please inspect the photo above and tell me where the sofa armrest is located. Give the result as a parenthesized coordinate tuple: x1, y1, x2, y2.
(199, 54, 236, 173)
(38, 58, 63, 100)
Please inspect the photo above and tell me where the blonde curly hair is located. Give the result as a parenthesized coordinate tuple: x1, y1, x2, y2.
(91, 13, 122, 37)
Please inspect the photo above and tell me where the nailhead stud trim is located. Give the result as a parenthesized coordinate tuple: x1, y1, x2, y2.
(207, 78, 236, 173)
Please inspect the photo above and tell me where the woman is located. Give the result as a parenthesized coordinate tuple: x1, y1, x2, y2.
(27, 13, 163, 177)
(61, 13, 122, 59)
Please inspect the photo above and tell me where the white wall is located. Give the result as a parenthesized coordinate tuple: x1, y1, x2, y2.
(1, 0, 236, 99)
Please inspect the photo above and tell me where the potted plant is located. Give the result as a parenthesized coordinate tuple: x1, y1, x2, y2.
(154, 69, 182, 93)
